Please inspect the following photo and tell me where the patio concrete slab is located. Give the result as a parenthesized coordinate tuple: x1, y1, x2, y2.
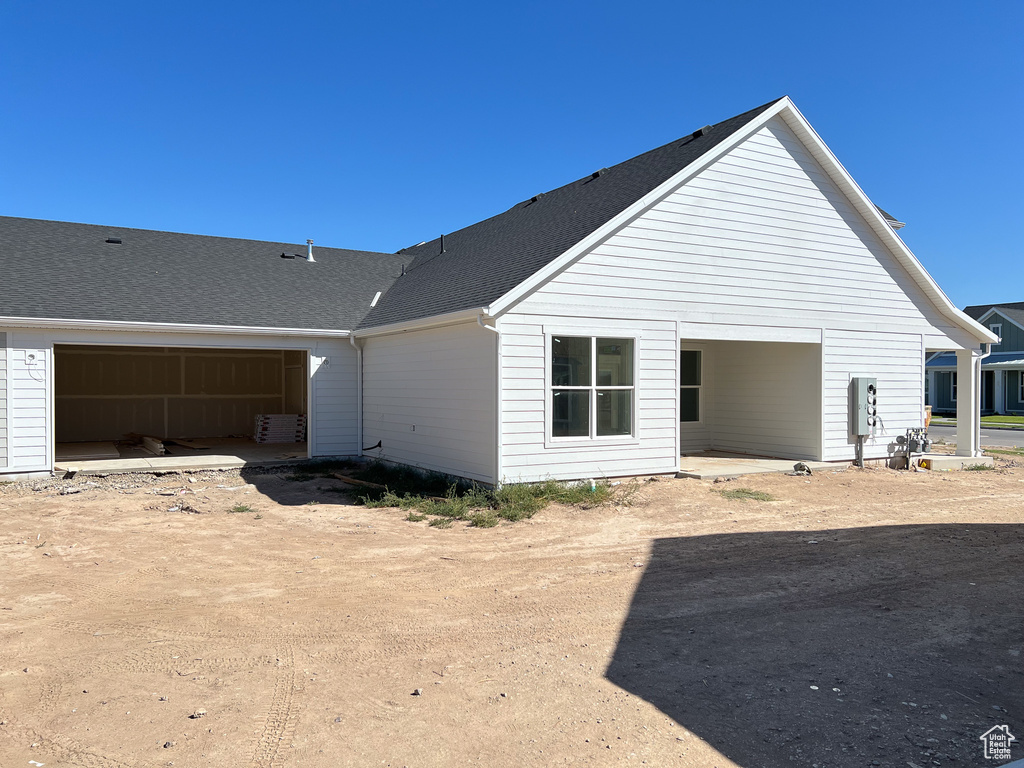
(676, 451, 840, 480)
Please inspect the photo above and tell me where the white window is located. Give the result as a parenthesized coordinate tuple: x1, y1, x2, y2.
(991, 323, 1002, 345)
(1019, 372, 1024, 403)
(550, 336, 635, 439)
(680, 350, 702, 422)
(951, 372, 957, 403)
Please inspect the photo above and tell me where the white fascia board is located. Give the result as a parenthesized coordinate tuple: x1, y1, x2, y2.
(976, 307, 1024, 335)
(0, 315, 351, 338)
(352, 307, 487, 339)
(486, 97, 997, 347)
(775, 101, 997, 346)
(486, 98, 791, 317)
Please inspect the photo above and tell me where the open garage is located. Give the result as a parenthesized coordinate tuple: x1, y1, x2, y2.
(53, 344, 309, 467)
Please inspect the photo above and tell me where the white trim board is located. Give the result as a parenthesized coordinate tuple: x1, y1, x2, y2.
(0, 315, 351, 338)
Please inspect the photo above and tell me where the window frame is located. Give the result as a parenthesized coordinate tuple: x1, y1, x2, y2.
(545, 331, 640, 448)
(991, 323, 1002, 345)
(679, 347, 703, 425)
(951, 371, 957, 403)
(1019, 371, 1024, 404)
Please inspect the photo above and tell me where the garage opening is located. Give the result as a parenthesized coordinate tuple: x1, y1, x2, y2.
(53, 345, 308, 470)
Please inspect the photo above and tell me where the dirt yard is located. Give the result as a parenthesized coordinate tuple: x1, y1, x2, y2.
(1, 460, 1022, 768)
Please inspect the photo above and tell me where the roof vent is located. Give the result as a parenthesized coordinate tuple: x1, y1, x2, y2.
(105, 237, 122, 244)
(530, 193, 545, 203)
(306, 239, 315, 263)
(692, 125, 713, 138)
(591, 168, 608, 179)
(280, 252, 297, 259)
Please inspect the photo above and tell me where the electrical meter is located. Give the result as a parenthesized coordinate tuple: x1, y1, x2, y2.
(850, 377, 878, 436)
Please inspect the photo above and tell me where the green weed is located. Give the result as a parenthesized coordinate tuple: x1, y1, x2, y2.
(719, 487, 776, 502)
(468, 511, 499, 528)
(985, 448, 1024, 457)
(351, 461, 619, 528)
(428, 517, 454, 528)
(405, 512, 427, 522)
(964, 463, 997, 471)
(229, 504, 254, 514)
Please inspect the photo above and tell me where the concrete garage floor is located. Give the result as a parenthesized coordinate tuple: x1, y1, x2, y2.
(677, 450, 838, 480)
(54, 437, 308, 474)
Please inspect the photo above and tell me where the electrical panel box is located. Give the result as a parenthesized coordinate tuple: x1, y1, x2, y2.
(850, 377, 878, 436)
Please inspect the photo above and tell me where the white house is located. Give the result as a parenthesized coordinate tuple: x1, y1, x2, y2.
(0, 97, 997, 482)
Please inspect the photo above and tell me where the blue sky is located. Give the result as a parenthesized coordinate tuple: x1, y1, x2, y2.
(2, 1, 1021, 308)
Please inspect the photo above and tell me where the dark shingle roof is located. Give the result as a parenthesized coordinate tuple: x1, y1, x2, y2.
(0, 217, 404, 330)
(359, 98, 784, 329)
(964, 302, 1024, 328)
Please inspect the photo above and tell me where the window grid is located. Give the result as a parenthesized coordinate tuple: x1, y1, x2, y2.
(551, 336, 635, 440)
(680, 349, 702, 423)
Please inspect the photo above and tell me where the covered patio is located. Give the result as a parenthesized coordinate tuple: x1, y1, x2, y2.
(677, 450, 836, 480)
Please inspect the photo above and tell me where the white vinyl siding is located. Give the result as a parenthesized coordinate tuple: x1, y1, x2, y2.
(362, 321, 497, 483)
(308, 338, 359, 457)
(822, 330, 924, 460)
(8, 339, 49, 470)
(500, 316, 678, 483)
(0, 333, 8, 469)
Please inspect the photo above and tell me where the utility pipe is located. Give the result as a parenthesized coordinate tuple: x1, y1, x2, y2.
(975, 343, 992, 457)
(477, 314, 502, 487)
(349, 335, 363, 457)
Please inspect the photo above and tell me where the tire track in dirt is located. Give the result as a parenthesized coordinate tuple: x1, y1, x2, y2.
(251, 645, 302, 768)
(64, 566, 173, 608)
(0, 713, 143, 768)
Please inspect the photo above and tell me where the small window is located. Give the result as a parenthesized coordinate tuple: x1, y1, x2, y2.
(991, 323, 1002, 346)
(551, 336, 634, 439)
(1019, 372, 1024, 403)
(680, 350, 702, 422)
(951, 372, 957, 403)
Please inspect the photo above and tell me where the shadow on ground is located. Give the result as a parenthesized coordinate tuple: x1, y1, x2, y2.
(607, 524, 1024, 767)
(237, 461, 364, 507)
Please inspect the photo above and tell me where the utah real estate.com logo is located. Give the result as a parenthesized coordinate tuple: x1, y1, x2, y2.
(980, 725, 1016, 761)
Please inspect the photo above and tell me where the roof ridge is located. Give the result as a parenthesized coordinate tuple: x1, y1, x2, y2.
(0, 214, 394, 257)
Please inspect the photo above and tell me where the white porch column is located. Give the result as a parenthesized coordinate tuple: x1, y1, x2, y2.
(994, 370, 1005, 415)
(955, 349, 980, 457)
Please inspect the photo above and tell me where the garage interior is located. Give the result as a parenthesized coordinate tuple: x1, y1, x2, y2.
(53, 344, 308, 470)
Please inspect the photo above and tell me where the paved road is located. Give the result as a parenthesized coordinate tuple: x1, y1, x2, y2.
(928, 424, 1024, 448)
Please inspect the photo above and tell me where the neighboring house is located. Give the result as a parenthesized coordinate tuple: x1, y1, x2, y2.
(927, 302, 1024, 415)
(0, 97, 997, 482)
